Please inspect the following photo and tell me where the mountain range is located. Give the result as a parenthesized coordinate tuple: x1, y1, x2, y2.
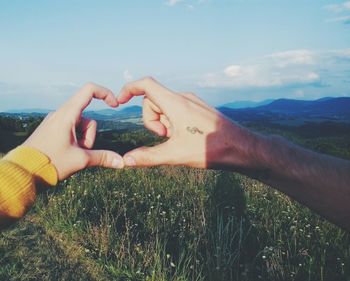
(221, 99, 274, 109)
(218, 97, 350, 124)
(84, 106, 142, 121)
(2, 97, 350, 123)
(0, 105, 143, 120)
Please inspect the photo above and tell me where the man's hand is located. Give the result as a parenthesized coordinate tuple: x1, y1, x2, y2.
(117, 77, 259, 170)
(24, 83, 124, 180)
(119, 77, 350, 232)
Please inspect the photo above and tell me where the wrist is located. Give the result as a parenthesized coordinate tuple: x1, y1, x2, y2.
(213, 118, 270, 174)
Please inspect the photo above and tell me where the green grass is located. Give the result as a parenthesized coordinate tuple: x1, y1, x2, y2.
(1, 166, 349, 281)
(1, 117, 350, 280)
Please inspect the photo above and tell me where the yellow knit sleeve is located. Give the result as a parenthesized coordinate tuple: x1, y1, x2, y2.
(0, 146, 58, 227)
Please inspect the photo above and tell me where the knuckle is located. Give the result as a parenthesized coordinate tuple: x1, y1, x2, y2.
(99, 151, 108, 166)
(142, 96, 150, 106)
(81, 152, 90, 168)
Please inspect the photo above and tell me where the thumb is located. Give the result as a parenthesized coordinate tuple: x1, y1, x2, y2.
(123, 142, 173, 167)
(86, 149, 124, 169)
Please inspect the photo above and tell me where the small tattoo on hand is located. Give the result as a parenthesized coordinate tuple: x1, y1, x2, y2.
(186, 126, 203, 135)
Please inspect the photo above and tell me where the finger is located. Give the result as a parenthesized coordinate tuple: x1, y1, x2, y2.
(123, 141, 173, 167)
(117, 77, 176, 109)
(86, 149, 124, 169)
(143, 97, 168, 137)
(160, 114, 172, 137)
(78, 118, 97, 149)
(65, 83, 118, 119)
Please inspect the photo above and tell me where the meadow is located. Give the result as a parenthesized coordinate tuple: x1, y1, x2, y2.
(0, 117, 350, 281)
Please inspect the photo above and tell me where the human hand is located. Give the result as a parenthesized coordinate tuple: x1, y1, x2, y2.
(23, 83, 124, 180)
(118, 77, 259, 169)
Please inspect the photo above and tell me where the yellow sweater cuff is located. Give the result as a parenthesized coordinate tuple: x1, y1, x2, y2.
(3, 146, 58, 187)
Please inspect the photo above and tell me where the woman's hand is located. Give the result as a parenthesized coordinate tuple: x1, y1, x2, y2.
(23, 83, 124, 180)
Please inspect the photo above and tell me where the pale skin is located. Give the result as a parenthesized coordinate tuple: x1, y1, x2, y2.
(23, 78, 350, 231)
(24, 82, 125, 180)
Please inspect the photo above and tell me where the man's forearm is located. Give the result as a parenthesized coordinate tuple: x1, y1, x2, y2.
(261, 135, 350, 230)
(226, 125, 350, 231)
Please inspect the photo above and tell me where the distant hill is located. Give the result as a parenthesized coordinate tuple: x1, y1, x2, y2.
(3, 97, 350, 124)
(5, 108, 53, 114)
(84, 106, 142, 121)
(90, 109, 118, 116)
(258, 97, 350, 115)
(118, 105, 142, 114)
(88, 106, 142, 117)
(219, 97, 350, 124)
(222, 99, 274, 109)
(0, 106, 143, 121)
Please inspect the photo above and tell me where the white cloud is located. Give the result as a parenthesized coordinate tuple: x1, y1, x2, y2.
(305, 72, 320, 81)
(323, 48, 350, 62)
(326, 1, 350, 13)
(166, 0, 184, 6)
(224, 65, 242, 77)
(199, 49, 323, 89)
(294, 89, 305, 98)
(333, 48, 350, 58)
(201, 70, 320, 88)
(123, 70, 133, 82)
(326, 15, 350, 23)
(325, 1, 350, 24)
(165, 0, 207, 9)
(266, 50, 315, 67)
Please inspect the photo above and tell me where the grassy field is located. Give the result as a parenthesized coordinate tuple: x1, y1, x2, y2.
(0, 166, 349, 281)
(1, 117, 350, 280)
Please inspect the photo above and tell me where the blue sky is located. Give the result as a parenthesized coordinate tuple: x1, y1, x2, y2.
(0, 0, 349, 110)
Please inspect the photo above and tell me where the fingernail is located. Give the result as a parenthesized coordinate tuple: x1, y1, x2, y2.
(125, 156, 136, 166)
(112, 158, 121, 168)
